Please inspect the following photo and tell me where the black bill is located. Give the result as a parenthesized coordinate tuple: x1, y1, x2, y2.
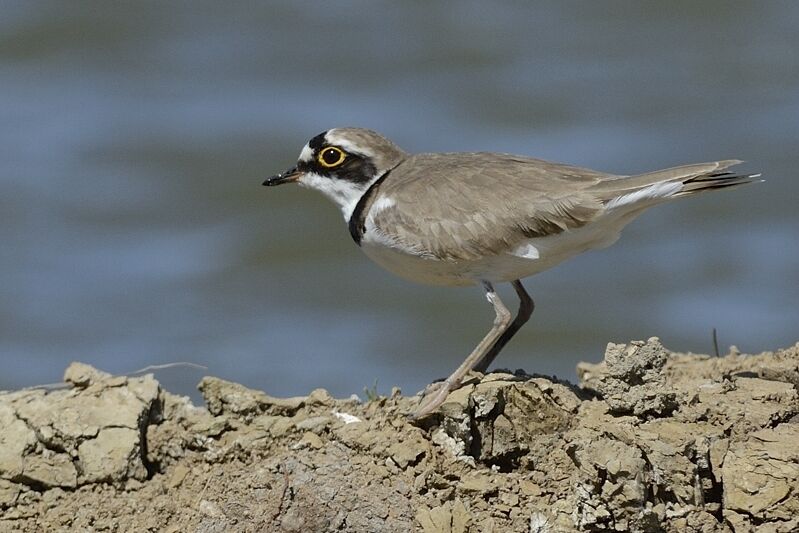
(263, 166, 303, 186)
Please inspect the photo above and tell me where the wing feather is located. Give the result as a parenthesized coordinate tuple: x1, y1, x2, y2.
(369, 153, 609, 261)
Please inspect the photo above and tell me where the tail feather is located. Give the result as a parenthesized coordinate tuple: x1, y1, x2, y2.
(592, 160, 761, 205)
(677, 169, 762, 196)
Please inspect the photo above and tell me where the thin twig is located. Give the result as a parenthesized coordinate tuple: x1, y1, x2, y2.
(272, 463, 291, 523)
(18, 361, 208, 392)
(21, 382, 71, 391)
(128, 362, 208, 375)
(197, 472, 214, 506)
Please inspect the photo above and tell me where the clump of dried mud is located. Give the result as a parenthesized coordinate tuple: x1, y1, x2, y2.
(1, 338, 798, 532)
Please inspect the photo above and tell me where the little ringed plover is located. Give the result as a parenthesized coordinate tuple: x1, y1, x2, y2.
(264, 128, 759, 418)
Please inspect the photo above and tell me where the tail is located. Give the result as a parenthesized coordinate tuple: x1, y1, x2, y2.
(592, 160, 762, 209)
(673, 161, 762, 196)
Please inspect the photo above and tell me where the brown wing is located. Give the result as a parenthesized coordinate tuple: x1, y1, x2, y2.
(370, 153, 611, 261)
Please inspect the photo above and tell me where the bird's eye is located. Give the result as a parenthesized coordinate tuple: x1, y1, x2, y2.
(318, 146, 346, 168)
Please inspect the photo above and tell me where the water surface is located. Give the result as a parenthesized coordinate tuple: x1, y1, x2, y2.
(1, 2, 797, 401)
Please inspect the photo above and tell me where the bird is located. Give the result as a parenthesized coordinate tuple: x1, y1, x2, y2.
(263, 127, 759, 418)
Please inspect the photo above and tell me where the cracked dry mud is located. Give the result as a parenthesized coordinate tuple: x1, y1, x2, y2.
(1, 338, 798, 532)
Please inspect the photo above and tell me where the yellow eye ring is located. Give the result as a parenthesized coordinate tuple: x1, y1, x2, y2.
(317, 146, 346, 168)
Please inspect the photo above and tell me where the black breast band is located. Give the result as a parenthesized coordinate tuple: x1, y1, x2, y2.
(347, 168, 394, 245)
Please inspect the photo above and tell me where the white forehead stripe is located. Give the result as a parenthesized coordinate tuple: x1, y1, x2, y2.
(298, 143, 313, 162)
(324, 130, 370, 159)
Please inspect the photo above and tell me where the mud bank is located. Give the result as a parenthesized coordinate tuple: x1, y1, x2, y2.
(1, 338, 798, 532)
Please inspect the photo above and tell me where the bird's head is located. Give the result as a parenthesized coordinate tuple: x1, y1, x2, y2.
(264, 128, 407, 220)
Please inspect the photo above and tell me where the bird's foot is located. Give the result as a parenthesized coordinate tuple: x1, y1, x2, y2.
(409, 371, 483, 420)
(420, 379, 446, 399)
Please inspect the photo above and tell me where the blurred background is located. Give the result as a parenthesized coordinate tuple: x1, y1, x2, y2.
(1, 2, 797, 402)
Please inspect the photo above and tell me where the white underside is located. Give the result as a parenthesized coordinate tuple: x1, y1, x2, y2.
(361, 214, 628, 286)
(359, 185, 677, 287)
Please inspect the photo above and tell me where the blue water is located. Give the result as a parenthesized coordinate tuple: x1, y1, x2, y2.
(2, 2, 797, 402)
